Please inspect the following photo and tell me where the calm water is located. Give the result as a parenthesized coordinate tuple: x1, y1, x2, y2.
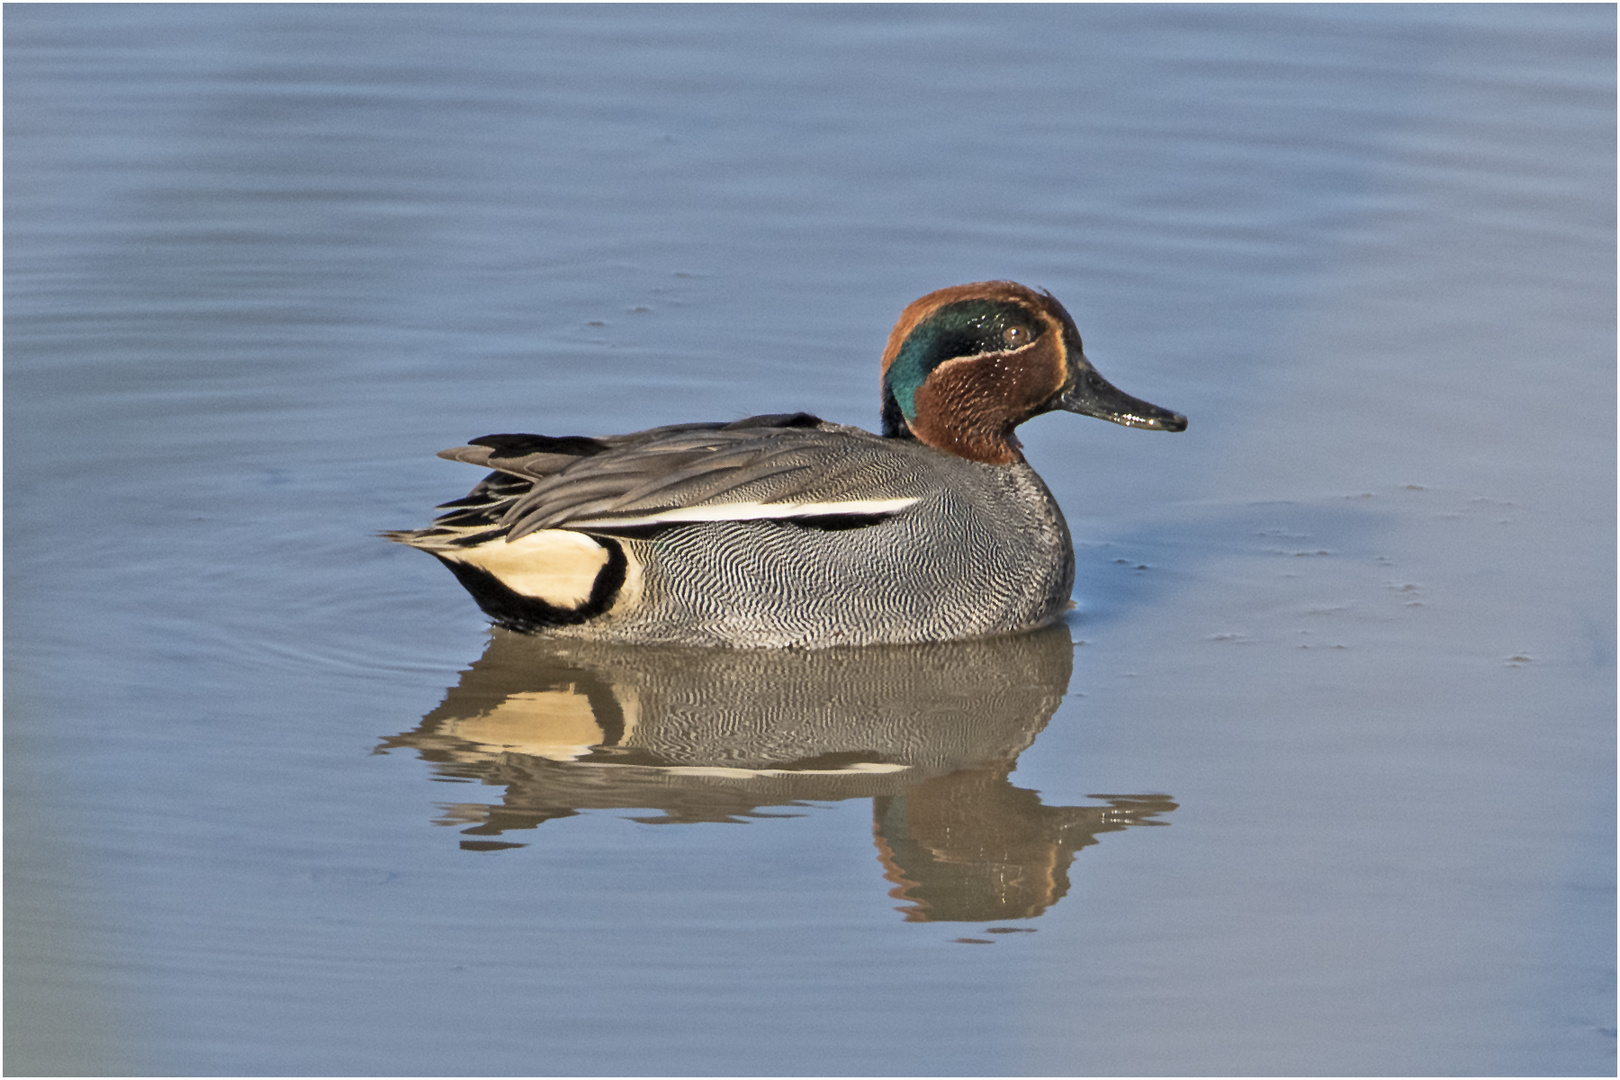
(6, 5, 1614, 1075)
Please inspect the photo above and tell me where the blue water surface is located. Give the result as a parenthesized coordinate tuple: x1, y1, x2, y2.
(6, 5, 1613, 1075)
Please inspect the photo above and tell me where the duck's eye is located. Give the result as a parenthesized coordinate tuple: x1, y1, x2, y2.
(1001, 325, 1030, 348)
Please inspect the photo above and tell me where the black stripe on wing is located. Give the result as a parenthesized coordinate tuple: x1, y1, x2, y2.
(581, 506, 908, 540)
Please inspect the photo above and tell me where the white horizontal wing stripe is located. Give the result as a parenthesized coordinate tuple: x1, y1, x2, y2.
(575, 496, 920, 529)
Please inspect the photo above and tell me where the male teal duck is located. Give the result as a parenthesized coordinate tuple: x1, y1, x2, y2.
(387, 281, 1186, 648)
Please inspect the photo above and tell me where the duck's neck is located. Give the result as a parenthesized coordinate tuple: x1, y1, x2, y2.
(912, 418, 1025, 465)
(883, 392, 1025, 465)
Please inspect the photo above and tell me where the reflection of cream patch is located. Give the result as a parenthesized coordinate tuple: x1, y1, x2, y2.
(443, 530, 609, 607)
(579, 497, 919, 529)
(446, 688, 605, 761)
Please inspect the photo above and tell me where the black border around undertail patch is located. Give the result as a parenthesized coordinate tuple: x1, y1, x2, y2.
(434, 537, 628, 630)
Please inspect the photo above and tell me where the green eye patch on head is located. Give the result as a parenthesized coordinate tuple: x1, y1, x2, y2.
(883, 299, 1043, 420)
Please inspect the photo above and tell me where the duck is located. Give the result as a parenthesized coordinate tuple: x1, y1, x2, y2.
(386, 281, 1186, 648)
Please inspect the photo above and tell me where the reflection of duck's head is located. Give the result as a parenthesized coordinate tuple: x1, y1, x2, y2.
(875, 774, 1177, 922)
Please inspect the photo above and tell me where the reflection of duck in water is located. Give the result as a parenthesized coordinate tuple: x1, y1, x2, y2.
(386, 281, 1184, 647)
(380, 625, 1176, 923)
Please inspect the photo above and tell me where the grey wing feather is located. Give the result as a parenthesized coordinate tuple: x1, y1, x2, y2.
(430, 417, 934, 541)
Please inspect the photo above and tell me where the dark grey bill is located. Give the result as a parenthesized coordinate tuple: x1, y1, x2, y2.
(1057, 363, 1188, 432)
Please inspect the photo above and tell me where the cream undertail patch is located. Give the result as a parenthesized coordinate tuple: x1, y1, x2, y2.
(439, 529, 610, 609)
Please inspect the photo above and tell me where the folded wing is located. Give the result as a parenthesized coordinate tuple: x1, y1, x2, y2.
(394, 413, 925, 549)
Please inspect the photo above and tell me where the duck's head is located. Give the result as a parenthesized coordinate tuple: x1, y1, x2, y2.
(880, 281, 1187, 465)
